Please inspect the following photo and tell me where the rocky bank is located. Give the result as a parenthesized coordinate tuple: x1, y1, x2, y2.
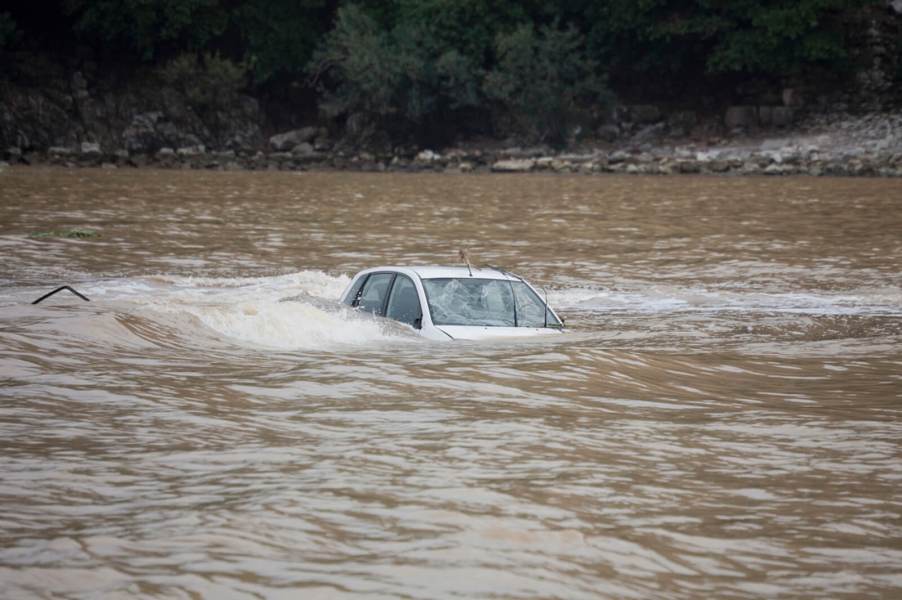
(1, 57, 901, 177)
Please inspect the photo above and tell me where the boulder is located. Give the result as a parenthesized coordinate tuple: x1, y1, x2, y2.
(608, 150, 630, 164)
(782, 88, 804, 107)
(292, 142, 316, 157)
(772, 107, 795, 128)
(597, 124, 620, 142)
(416, 149, 439, 162)
(725, 106, 758, 129)
(80, 141, 101, 156)
(491, 158, 535, 172)
(269, 127, 318, 151)
(630, 105, 662, 124)
(122, 112, 164, 153)
(667, 111, 697, 136)
(177, 145, 205, 156)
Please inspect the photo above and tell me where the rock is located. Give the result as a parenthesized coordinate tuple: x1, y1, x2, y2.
(668, 111, 697, 136)
(708, 160, 731, 173)
(725, 106, 758, 129)
(101, 162, 117, 169)
(157, 147, 175, 157)
(177, 145, 204, 156)
(123, 112, 164, 154)
(292, 142, 315, 157)
(676, 160, 701, 174)
(633, 123, 666, 142)
(764, 164, 788, 175)
(892, 0, 902, 14)
(608, 150, 630, 163)
(491, 158, 535, 172)
(597, 124, 620, 142)
(782, 88, 804, 107)
(458, 161, 474, 173)
(80, 141, 101, 156)
(416, 149, 439, 162)
(269, 127, 318, 151)
(724, 106, 758, 130)
(772, 107, 795, 128)
(551, 159, 574, 172)
(630, 105, 662, 124)
(71, 71, 89, 100)
(740, 161, 760, 175)
(5, 147, 22, 161)
(48, 146, 73, 156)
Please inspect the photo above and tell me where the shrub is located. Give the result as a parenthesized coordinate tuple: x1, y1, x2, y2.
(485, 23, 610, 145)
(0, 12, 18, 50)
(160, 52, 248, 111)
(309, 4, 483, 145)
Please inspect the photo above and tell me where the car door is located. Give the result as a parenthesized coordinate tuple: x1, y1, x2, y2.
(385, 274, 423, 328)
(355, 272, 395, 316)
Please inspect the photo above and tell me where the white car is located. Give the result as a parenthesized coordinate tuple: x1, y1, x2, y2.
(340, 266, 564, 340)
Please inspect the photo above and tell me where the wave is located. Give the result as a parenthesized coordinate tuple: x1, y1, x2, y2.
(10, 271, 419, 352)
(550, 284, 902, 317)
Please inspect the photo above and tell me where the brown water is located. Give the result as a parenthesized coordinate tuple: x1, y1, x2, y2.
(1, 167, 901, 599)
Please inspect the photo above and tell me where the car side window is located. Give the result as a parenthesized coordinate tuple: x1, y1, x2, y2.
(356, 273, 394, 315)
(512, 282, 550, 327)
(385, 275, 422, 327)
(343, 275, 368, 306)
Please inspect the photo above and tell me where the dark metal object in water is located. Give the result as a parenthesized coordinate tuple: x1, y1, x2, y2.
(32, 286, 90, 305)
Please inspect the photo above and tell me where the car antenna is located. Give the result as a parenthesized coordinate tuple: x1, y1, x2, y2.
(542, 286, 548, 328)
(459, 249, 473, 277)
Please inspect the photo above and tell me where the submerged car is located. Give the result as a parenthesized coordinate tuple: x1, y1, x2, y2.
(340, 266, 564, 340)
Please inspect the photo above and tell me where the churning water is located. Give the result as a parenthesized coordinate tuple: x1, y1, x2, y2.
(1, 168, 901, 598)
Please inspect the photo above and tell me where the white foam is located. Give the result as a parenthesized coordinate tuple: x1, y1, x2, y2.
(550, 285, 902, 317)
(82, 270, 415, 351)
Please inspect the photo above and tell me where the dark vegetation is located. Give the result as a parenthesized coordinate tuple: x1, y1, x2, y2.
(1, 1, 896, 148)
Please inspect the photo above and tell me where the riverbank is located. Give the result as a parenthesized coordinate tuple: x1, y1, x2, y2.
(3, 108, 901, 177)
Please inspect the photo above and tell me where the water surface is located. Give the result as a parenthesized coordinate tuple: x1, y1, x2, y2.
(1, 168, 901, 598)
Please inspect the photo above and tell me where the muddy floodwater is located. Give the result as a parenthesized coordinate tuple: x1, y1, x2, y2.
(1, 167, 901, 599)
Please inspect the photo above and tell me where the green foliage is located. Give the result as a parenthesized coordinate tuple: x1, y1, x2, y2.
(159, 52, 248, 110)
(64, 0, 228, 61)
(485, 23, 609, 144)
(233, 0, 332, 84)
(30, 228, 100, 239)
(0, 12, 19, 50)
(589, 0, 869, 85)
(310, 4, 484, 144)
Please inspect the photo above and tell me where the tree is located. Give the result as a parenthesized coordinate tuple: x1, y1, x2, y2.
(485, 22, 609, 145)
(309, 3, 484, 146)
(63, 0, 228, 61)
(0, 12, 19, 50)
(233, 0, 333, 84)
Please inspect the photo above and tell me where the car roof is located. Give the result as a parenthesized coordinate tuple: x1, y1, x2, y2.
(359, 266, 521, 281)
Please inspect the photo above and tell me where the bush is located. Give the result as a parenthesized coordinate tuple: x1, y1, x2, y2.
(64, 0, 228, 61)
(0, 12, 18, 50)
(309, 4, 483, 145)
(485, 23, 610, 145)
(160, 52, 248, 111)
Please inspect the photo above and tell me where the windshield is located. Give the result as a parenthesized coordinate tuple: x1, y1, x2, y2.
(421, 278, 560, 327)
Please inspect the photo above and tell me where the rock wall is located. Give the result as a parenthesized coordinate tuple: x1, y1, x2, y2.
(1, 59, 265, 161)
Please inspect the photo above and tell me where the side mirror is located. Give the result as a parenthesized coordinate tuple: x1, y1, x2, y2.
(412, 316, 422, 330)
